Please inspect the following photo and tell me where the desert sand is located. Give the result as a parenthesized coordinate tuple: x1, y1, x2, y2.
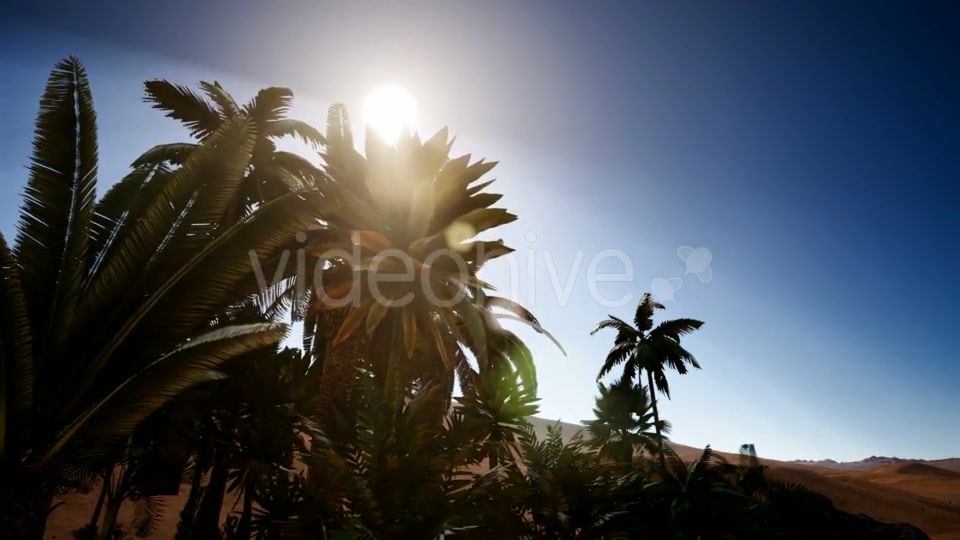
(45, 418, 960, 539)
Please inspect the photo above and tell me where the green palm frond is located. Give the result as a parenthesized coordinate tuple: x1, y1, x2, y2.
(75, 117, 257, 340)
(143, 80, 222, 139)
(101, 189, 328, 371)
(272, 150, 326, 187)
(13, 55, 98, 356)
(650, 318, 704, 341)
(633, 293, 664, 333)
(265, 119, 326, 148)
(86, 163, 172, 279)
(0, 232, 34, 456)
(325, 103, 354, 148)
(480, 294, 565, 357)
(130, 143, 198, 167)
(130, 493, 166, 538)
(42, 323, 287, 465)
(161, 118, 256, 248)
(590, 316, 635, 336)
(244, 87, 292, 124)
(199, 81, 239, 119)
(597, 340, 634, 380)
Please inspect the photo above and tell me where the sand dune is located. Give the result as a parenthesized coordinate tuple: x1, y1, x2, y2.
(518, 417, 960, 539)
(44, 419, 960, 539)
(892, 463, 960, 478)
(927, 460, 960, 474)
(771, 464, 960, 540)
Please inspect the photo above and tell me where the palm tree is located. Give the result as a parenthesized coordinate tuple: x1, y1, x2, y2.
(0, 57, 326, 539)
(305, 105, 560, 428)
(133, 79, 327, 225)
(591, 293, 703, 466)
(584, 380, 670, 465)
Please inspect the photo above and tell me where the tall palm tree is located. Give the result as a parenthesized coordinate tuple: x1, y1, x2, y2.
(591, 293, 703, 466)
(0, 57, 326, 540)
(306, 105, 561, 428)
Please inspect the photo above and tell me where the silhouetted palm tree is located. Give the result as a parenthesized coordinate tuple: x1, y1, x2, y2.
(0, 57, 322, 540)
(306, 106, 560, 429)
(133, 79, 326, 224)
(584, 380, 670, 465)
(591, 293, 703, 465)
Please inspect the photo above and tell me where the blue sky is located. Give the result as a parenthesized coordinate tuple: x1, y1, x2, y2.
(1, 1, 958, 461)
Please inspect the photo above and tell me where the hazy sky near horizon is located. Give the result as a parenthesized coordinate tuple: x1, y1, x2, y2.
(1, 1, 958, 462)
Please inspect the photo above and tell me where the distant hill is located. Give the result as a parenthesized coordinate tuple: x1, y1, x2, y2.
(788, 455, 960, 473)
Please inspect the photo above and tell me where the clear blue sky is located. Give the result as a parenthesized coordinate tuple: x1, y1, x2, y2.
(1, 1, 957, 462)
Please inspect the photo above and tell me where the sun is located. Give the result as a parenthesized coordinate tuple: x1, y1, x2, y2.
(362, 84, 417, 144)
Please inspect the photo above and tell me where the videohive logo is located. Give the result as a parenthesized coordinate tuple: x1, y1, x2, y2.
(650, 246, 713, 303)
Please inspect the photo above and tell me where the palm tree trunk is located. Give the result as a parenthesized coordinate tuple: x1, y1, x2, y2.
(98, 494, 124, 540)
(194, 461, 230, 539)
(175, 462, 206, 540)
(647, 370, 667, 469)
(87, 469, 112, 529)
(99, 465, 132, 540)
(315, 308, 367, 430)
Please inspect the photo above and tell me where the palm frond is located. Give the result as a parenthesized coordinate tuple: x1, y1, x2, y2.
(325, 103, 354, 148)
(199, 81, 239, 119)
(273, 150, 327, 187)
(596, 340, 633, 381)
(0, 232, 34, 455)
(120, 189, 330, 365)
(13, 55, 98, 357)
(244, 87, 293, 124)
(266, 119, 326, 148)
(590, 316, 635, 336)
(130, 143, 198, 167)
(86, 163, 172, 283)
(76, 116, 256, 342)
(131, 494, 166, 538)
(143, 80, 222, 139)
(650, 318, 704, 341)
(633, 293, 663, 333)
(42, 323, 288, 465)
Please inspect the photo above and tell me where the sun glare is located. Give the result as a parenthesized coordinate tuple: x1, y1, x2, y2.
(362, 84, 417, 144)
